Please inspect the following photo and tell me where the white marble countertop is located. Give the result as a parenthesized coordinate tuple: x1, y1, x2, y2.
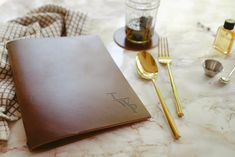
(1, 0, 235, 156)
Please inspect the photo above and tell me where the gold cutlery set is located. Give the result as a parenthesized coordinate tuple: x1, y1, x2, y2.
(136, 37, 183, 139)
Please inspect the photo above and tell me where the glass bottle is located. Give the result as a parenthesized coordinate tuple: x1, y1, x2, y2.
(125, 0, 160, 44)
(213, 19, 235, 54)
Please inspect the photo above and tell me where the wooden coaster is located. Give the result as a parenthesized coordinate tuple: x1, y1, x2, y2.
(113, 27, 158, 51)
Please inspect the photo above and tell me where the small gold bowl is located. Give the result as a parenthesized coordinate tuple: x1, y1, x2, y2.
(203, 59, 223, 77)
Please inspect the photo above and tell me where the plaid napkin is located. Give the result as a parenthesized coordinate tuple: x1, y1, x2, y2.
(0, 4, 90, 141)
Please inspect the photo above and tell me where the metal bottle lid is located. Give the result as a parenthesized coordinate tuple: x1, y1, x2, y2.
(223, 19, 235, 30)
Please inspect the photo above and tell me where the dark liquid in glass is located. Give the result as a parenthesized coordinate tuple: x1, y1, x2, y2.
(125, 16, 153, 44)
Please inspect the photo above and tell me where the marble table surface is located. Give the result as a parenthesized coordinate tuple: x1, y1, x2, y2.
(1, 0, 235, 156)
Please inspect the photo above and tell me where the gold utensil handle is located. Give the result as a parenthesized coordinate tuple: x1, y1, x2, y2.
(167, 63, 184, 117)
(152, 80, 181, 139)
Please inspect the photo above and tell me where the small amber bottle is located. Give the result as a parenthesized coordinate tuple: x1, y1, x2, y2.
(213, 19, 235, 54)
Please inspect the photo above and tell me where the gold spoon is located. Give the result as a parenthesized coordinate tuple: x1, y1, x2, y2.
(136, 51, 181, 139)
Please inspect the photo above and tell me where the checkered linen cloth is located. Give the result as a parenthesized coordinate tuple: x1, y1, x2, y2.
(0, 4, 90, 141)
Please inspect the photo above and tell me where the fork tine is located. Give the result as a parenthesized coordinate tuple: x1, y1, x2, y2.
(161, 37, 163, 57)
(158, 37, 162, 57)
(163, 37, 166, 57)
(158, 37, 172, 58)
(165, 38, 170, 57)
(160, 37, 168, 57)
(163, 37, 167, 57)
(158, 37, 160, 57)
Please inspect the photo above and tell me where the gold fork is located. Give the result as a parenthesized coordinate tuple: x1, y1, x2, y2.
(158, 37, 184, 117)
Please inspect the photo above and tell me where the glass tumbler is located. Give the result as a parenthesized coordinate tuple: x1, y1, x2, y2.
(125, 0, 160, 44)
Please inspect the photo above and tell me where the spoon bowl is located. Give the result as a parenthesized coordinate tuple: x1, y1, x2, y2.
(219, 65, 235, 84)
(136, 51, 181, 139)
(136, 51, 158, 80)
(219, 77, 230, 84)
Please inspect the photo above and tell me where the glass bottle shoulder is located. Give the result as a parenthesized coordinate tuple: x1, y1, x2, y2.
(217, 26, 234, 38)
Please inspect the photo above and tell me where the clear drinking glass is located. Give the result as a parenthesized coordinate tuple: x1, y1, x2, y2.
(125, 0, 160, 44)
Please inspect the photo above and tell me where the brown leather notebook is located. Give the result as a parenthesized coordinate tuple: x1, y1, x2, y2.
(7, 36, 150, 150)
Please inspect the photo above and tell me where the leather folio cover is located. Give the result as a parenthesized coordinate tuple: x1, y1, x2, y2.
(7, 35, 150, 150)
